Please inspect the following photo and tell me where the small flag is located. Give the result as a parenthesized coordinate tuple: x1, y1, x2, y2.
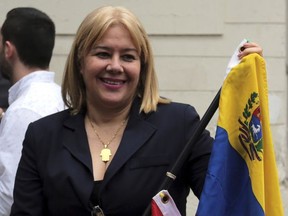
(151, 190, 181, 216)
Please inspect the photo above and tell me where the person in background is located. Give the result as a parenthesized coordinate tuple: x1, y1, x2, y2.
(0, 73, 10, 123)
(0, 7, 64, 215)
(0, 72, 10, 108)
(11, 6, 262, 216)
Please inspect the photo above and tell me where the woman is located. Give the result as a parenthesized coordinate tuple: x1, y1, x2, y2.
(11, 6, 263, 216)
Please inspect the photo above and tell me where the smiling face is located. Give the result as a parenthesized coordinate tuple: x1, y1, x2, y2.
(80, 24, 141, 111)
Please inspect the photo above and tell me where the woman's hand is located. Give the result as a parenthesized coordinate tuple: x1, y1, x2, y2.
(238, 42, 263, 59)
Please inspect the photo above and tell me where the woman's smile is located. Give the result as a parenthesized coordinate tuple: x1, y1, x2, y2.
(99, 77, 127, 90)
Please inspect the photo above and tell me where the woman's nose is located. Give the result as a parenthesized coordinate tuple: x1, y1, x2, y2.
(106, 57, 123, 73)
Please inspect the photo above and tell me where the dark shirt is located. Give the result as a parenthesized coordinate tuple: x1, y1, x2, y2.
(90, 180, 103, 206)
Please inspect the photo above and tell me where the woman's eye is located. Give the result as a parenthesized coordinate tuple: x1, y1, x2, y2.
(96, 52, 110, 59)
(122, 54, 136, 62)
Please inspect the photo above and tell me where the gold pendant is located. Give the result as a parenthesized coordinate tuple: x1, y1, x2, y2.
(100, 145, 112, 162)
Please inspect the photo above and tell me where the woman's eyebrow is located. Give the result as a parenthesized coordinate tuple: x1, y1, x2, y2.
(94, 45, 138, 53)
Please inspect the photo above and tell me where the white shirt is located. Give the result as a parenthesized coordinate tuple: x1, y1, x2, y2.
(0, 71, 65, 216)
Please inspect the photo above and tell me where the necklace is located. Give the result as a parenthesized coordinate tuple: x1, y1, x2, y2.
(88, 116, 127, 163)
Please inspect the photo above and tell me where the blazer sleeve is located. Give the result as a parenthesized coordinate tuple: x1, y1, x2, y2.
(184, 105, 214, 198)
(10, 123, 47, 216)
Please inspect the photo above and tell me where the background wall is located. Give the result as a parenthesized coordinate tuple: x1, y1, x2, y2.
(0, 0, 287, 214)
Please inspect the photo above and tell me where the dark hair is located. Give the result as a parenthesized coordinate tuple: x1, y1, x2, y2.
(1, 7, 55, 68)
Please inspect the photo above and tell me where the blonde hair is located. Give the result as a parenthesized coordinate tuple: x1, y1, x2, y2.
(62, 6, 170, 114)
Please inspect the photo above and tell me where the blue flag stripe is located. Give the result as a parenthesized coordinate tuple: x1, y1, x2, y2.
(196, 126, 264, 216)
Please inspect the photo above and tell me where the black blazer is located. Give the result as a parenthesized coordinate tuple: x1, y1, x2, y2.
(11, 98, 213, 216)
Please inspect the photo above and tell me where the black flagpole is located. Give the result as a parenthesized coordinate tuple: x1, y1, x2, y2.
(142, 88, 221, 216)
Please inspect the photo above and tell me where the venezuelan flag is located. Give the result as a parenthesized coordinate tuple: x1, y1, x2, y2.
(196, 52, 284, 215)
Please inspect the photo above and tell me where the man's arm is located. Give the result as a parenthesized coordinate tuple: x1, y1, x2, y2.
(0, 108, 41, 215)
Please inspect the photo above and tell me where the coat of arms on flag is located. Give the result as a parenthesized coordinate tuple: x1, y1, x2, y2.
(238, 92, 263, 161)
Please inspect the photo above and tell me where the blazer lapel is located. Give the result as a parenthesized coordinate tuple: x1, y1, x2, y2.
(62, 112, 93, 174)
(103, 101, 157, 184)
